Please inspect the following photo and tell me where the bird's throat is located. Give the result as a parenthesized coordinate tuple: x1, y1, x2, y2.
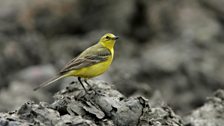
(100, 41, 115, 50)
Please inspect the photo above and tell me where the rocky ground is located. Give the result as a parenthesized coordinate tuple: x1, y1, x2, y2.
(1, 0, 224, 125)
(0, 81, 224, 126)
(0, 81, 183, 126)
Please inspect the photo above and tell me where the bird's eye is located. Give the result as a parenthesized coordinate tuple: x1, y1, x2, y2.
(106, 36, 110, 39)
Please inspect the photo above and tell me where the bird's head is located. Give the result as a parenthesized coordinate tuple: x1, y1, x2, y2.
(99, 33, 119, 49)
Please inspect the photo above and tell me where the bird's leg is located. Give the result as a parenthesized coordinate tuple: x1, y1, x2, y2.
(84, 79, 93, 89)
(78, 77, 89, 94)
(84, 79, 97, 93)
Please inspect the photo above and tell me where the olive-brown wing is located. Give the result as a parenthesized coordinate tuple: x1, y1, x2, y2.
(59, 47, 111, 74)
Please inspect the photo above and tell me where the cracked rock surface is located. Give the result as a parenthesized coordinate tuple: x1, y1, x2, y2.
(0, 81, 183, 126)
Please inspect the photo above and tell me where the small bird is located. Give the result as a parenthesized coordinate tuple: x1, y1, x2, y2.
(34, 33, 119, 93)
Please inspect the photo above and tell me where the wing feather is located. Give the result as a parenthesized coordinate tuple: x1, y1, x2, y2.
(60, 46, 111, 74)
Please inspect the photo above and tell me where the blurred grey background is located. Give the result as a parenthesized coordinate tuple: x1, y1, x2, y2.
(0, 0, 224, 116)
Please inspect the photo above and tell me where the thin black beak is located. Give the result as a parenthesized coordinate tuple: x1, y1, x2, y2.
(114, 36, 119, 40)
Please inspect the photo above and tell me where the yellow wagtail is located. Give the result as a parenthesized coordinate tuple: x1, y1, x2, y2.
(34, 33, 119, 93)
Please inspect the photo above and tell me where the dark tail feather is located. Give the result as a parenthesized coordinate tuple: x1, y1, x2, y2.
(33, 74, 66, 91)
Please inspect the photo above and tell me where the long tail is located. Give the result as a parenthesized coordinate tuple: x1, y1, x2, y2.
(33, 74, 67, 91)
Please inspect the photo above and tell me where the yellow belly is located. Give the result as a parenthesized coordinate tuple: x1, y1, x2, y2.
(68, 57, 113, 78)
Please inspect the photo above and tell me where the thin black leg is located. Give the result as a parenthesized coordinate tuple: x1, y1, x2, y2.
(84, 79, 98, 94)
(84, 79, 92, 88)
(78, 77, 88, 94)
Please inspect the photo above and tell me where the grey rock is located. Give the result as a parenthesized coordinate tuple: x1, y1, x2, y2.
(0, 81, 51, 112)
(0, 81, 183, 126)
(184, 89, 224, 126)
